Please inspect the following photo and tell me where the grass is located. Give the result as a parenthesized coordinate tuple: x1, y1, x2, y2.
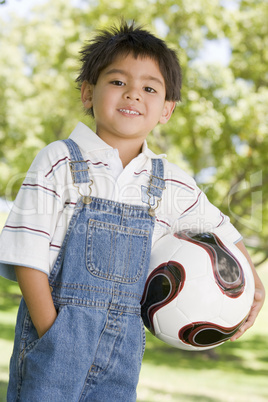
(0, 211, 267, 401)
(0, 277, 20, 401)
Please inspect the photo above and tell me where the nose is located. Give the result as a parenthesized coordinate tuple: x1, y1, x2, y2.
(124, 85, 141, 102)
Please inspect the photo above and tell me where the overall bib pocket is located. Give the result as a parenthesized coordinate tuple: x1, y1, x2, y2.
(86, 219, 150, 283)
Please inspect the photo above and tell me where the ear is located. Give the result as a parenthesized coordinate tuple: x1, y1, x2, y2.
(81, 81, 94, 109)
(159, 101, 176, 124)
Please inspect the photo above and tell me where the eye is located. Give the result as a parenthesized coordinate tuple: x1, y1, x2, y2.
(111, 80, 125, 86)
(144, 86, 156, 93)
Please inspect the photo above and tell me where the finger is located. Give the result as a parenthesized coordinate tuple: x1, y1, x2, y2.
(230, 324, 247, 341)
(230, 313, 254, 341)
(254, 289, 263, 302)
(230, 287, 264, 342)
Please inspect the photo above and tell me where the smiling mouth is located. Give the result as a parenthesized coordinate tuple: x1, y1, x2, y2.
(119, 108, 141, 116)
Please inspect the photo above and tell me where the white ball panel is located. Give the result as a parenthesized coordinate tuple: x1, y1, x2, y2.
(244, 267, 255, 305)
(155, 304, 189, 337)
(148, 234, 184, 273)
(176, 276, 223, 321)
(152, 313, 161, 335)
(171, 241, 209, 280)
(220, 294, 251, 325)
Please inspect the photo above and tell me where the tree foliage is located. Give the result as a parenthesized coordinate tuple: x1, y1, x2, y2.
(0, 0, 267, 263)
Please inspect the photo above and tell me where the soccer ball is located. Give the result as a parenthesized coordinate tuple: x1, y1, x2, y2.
(141, 231, 255, 351)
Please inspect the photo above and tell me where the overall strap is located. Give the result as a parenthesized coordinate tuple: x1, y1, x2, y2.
(62, 138, 90, 184)
(147, 159, 166, 217)
(63, 138, 93, 204)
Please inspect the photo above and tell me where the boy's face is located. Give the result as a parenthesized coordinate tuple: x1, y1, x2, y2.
(81, 54, 175, 148)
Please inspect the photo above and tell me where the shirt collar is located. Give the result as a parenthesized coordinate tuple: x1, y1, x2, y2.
(69, 122, 113, 153)
(141, 140, 166, 159)
(69, 122, 166, 159)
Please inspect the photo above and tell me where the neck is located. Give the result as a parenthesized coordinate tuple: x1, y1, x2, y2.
(117, 140, 143, 167)
(98, 134, 144, 167)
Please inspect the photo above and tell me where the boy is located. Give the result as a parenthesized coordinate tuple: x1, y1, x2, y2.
(0, 21, 265, 401)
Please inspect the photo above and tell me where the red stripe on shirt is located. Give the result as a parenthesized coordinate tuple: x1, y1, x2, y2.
(50, 243, 61, 249)
(88, 160, 109, 167)
(165, 179, 195, 191)
(45, 156, 69, 177)
(216, 212, 225, 227)
(22, 183, 60, 198)
(181, 191, 202, 216)
(156, 218, 171, 227)
(4, 225, 50, 237)
(134, 169, 149, 176)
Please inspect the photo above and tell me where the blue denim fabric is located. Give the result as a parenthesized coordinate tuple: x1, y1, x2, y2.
(8, 139, 165, 401)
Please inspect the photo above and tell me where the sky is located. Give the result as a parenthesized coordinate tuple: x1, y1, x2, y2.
(0, 0, 84, 16)
(0, 0, 44, 17)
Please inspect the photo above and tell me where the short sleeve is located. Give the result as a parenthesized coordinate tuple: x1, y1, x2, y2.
(162, 160, 242, 244)
(0, 143, 66, 281)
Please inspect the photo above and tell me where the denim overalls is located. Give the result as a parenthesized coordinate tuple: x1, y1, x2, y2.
(8, 139, 165, 402)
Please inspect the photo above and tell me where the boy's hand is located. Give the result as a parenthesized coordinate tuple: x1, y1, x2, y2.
(15, 266, 58, 338)
(230, 240, 266, 341)
(230, 283, 265, 341)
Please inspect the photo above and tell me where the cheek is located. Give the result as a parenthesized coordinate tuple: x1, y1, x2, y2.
(94, 89, 116, 112)
(152, 101, 167, 121)
(92, 92, 106, 115)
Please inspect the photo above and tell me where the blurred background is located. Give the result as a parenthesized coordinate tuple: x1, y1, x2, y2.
(0, 0, 267, 400)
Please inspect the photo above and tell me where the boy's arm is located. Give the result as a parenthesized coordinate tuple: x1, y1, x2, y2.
(15, 266, 57, 338)
(230, 240, 266, 341)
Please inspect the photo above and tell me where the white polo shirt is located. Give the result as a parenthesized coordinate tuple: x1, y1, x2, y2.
(0, 122, 241, 281)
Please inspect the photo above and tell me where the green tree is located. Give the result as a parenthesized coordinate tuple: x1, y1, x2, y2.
(155, 0, 268, 264)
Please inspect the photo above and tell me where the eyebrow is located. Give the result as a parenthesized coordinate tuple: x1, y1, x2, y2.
(104, 68, 164, 87)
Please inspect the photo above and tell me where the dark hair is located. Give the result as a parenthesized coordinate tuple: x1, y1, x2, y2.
(76, 21, 182, 116)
